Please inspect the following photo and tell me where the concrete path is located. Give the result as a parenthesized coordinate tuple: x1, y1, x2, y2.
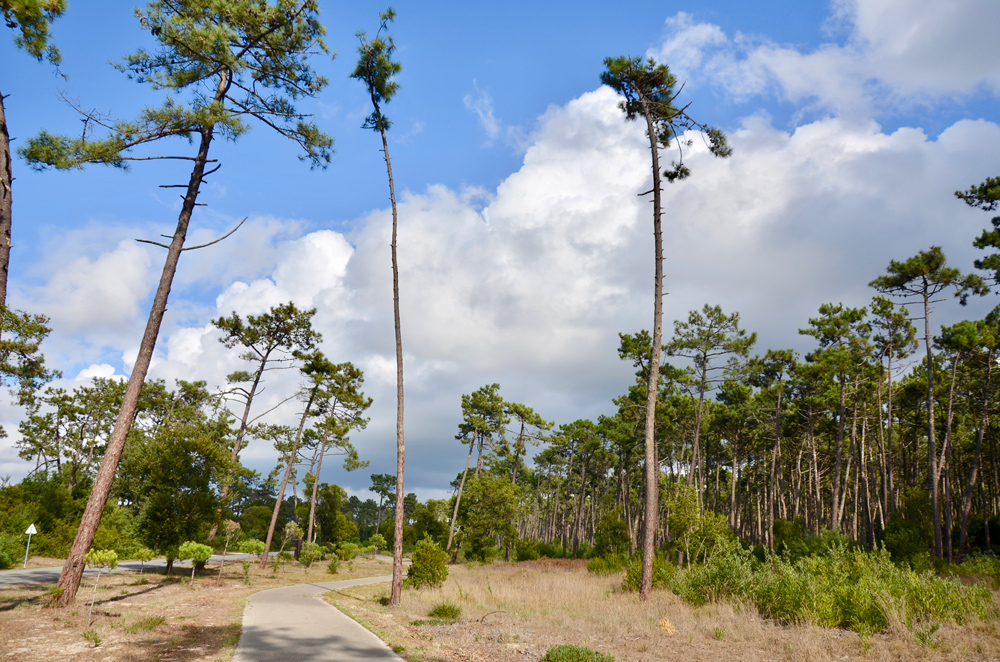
(233, 575, 403, 662)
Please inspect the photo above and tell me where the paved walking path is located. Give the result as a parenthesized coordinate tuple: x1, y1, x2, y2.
(233, 575, 403, 662)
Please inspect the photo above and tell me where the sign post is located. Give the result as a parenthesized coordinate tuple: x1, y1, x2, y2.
(23, 524, 37, 568)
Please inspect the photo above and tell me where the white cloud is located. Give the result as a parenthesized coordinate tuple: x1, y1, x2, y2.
(75, 363, 120, 380)
(650, 1, 1000, 117)
(463, 80, 528, 150)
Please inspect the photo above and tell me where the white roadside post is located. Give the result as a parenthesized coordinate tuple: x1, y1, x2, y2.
(23, 523, 37, 568)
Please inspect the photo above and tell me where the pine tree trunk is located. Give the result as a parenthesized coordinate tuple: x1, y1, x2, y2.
(446, 438, 475, 553)
(261, 388, 318, 568)
(0, 89, 12, 312)
(307, 431, 328, 544)
(638, 99, 664, 602)
(56, 125, 216, 606)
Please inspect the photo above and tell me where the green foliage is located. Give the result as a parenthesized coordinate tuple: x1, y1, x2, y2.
(2, 0, 65, 63)
(351, 8, 401, 133)
(428, 600, 461, 620)
(325, 556, 341, 574)
(457, 472, 520, 562)
(405, 537, 448, 589)
(592, 513, 629, 558)
(622, 554, 674, 592)
(600, 55, 730, 182)
(81, 629, 102, 647)
(177, 541, 212, 565)
(367, 533, 387, 552)
(955, 554, 1000, 588)
(586, 554, 626, 576)
(665, 539, 995, 636)
(515, 539, 540, 561)
(239, 539, 266, 559)
(20, 0, 333, 170)
(541, 644, 615, 662)
(336, 541, 361, 561)
(84, 548, 118, 570)
(298, 541, 323, 568)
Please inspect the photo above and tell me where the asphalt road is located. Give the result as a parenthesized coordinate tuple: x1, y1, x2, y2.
(0, 553, 255, 587)
(233, 575, 402, 662)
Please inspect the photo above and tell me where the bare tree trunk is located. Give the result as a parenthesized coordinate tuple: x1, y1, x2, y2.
(307, 431, 329, 543)
(261, 389, 317, 568)
(638, 101, 664, 602)
(447, 439, 475, 553)
(921, 289, 943, 559)
(0, 89, 12, 312)
(959, 352, 992, 561)
(56, 124, 216, 605)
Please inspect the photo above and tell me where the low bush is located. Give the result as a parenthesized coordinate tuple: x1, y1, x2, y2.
(238, 539, 265, 559)
(516, 539, 540, 561)
(586, 554, 626, 576)
(622, 553, 674, 592)
(428, 600, 461, 620)
(299, 542, 323, 568)
(405, 537, 448, 588)
(326, 556, 341, 575)
(541, 644, 614, 662)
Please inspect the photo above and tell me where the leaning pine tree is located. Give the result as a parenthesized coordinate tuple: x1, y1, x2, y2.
(351, 7, 406, 606)
(21, 0, 334, 606)
(600, 56, 731, 600)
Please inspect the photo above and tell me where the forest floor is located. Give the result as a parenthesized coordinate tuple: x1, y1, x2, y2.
(322, 558, 1000, 662)
(0, 554, 391, 662)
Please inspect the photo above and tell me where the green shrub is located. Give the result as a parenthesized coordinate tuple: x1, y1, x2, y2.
(540, 644, 614, 662)
(405, 537, 448, 589)
(177, 541, 213, 580)
(326, 556, 341, 574)
(622, 553, 674, 592)
(535, 542, 563, 558)
(667, 540, 995, 636)
(0, 530, 23, 569)
(955, 553, 1000, 588)
(428, 600, 461, 620)
(299, 542, 323, 568)
(516, 539, 540, 562)
(367, 533, 387, 554)
(336, 542, 361, 561)
(239, 538, 266, 559)
(586, 554, 626, 576)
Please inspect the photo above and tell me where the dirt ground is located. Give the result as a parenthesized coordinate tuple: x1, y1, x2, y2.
(0, 555, 392, 662)
(322, 559, 1000, 662)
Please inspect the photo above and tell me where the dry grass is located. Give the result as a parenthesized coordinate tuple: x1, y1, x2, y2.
(322, 558, 1000, 662)
(0, 555, 392, 662)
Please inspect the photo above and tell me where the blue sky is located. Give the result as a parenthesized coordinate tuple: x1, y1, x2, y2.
(2, 0, 999, 499)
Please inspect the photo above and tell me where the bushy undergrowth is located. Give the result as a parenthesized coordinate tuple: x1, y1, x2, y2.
(541, 644, 615, 662)
(954, 553, 1000, 588)
(586, 554, 626, 576)
(621, 553, 675, 591)
(664, 538, 995, 635)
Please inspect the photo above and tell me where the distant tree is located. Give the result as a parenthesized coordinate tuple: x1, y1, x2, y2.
(1, 0, 65, 312)
(447, 384, 508, 554)
(870, 246, 988, 558)
(956, 176, 1000, 287)
(366, 473, 393, 530)
(21, 0, 333, 606)
(352, 6, 406, 606)
(457, 472, 520, 562)
(799, 303, 869, 532)
(601, 55, 731, 601)
(867, 295, 917, 516)
(667, 304, 756, 489)
(504, 402, 552, 485)
(211, 302, 321, 538)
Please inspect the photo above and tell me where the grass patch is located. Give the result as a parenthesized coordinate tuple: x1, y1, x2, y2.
(428, 600, 462, 620)
(541, 644, 615, 661)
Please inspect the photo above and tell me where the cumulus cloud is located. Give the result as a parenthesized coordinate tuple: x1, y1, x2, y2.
(650, 0, 1000, 117)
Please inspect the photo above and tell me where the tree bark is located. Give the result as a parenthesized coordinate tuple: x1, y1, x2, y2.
(56, 125, 216, 605)
(260, 390, 315, 568)
(307, 431, 329, 543)
(959, 350, 992, 561)
(0, 89, 12, 312)
(447, 438, 475, 554)
(638, 101, 664, 601)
